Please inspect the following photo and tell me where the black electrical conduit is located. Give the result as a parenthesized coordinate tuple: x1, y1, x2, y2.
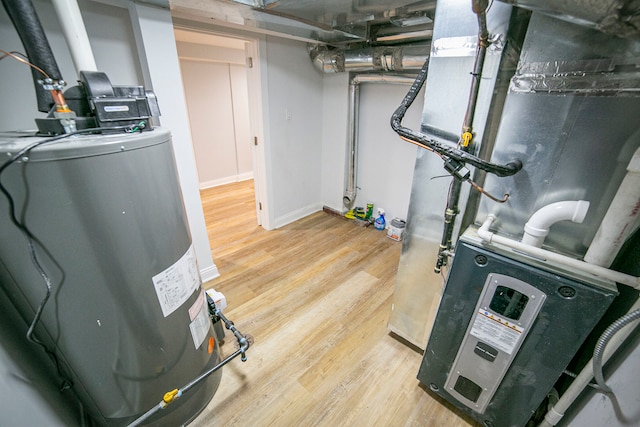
(1, 0, 64, 112)
(389, 59, 522, 178)
(127, 301, 251, 427)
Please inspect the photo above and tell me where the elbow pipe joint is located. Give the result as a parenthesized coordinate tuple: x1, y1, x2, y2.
(343, 190, 356, 210)
(522, 200, 590, 247)
(477, 214, 496, 242)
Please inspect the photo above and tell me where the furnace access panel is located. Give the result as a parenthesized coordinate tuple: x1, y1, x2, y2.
(418, 229, 617, 427)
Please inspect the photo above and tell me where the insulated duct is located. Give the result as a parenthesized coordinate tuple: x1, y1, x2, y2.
(1, 0, 64, 112)
(310, 45, 429, 74)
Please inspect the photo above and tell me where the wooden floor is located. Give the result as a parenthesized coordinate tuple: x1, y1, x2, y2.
(192, 180, 479, 427)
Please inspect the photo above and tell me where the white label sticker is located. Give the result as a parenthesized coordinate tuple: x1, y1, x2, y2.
(470, 309, 523, 355)
(189, 293, 210, 349)
(104, 105, 130, 112)
(152, 245, 201, 317)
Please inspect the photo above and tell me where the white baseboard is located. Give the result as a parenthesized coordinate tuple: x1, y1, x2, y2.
(199, 172, 254, 190)
(274, 203, 323, 229)
(236, 172, 254, 182)
(200, 264, 220, 283)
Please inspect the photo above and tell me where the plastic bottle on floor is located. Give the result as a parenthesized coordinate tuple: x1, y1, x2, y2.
(374, 208, 386, 231)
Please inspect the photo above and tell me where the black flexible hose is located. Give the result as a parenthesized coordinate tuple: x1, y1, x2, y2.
(2, 0, 63, 112)
(389, 60, 522, 177)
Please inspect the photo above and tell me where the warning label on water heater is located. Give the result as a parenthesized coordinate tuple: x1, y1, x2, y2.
(470, 309, 523, 355)
(189, 292, 210, 349)
(152, 245, 201, 317)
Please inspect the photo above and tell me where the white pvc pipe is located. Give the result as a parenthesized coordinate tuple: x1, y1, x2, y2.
(51, 0, 98, 75)
(478, 215, 640, 289)
(537, 296, 640, 427)
(584, 147, 640, 267)
(522, 200, 590, 247)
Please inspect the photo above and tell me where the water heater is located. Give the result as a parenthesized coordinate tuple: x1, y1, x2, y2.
(418, 228, 617, 427)
(0, 128, 221, 425)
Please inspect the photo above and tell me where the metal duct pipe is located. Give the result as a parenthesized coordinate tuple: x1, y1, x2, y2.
(344, 81, 360, 209)
(343, 74, 417, 210)
(1, 0, 64, 112)
(310, 45, 429, 74)
(51, 0, 97, 76)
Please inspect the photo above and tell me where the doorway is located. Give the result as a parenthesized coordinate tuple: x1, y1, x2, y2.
(173, 27, 268, 229)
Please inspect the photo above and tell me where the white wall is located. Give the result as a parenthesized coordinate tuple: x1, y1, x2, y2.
(230, 63, 253, 177)
(177, 40, 253, 188)
(181, 60, 237, 186)
(179, 57, 253, 188)
(320, 73, 350, 211)
(264, 35, 324, 227)
(320, 76, 423, 223)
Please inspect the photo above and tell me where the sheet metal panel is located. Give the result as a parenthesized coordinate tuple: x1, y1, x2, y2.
(388, 0, 513, 348)
(477, 13, 640, 257)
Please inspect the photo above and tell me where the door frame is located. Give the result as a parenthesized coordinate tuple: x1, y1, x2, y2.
(173, 24, 270, 229)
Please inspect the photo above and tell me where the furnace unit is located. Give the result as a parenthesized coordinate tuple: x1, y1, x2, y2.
(418, 228, 617, 427)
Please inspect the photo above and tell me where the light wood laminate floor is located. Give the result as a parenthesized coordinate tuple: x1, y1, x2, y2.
(192, 180, 479, 427)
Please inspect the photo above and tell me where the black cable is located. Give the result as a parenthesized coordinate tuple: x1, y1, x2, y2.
(389, 59, 522, 177)
(0, 124, 143, 390)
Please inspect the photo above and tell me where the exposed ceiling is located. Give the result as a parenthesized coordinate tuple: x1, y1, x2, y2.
(169, 0, 640, 44)
(170, 0, 437, 45)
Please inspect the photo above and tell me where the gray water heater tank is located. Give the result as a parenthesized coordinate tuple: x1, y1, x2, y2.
(0, 128, 221, 426)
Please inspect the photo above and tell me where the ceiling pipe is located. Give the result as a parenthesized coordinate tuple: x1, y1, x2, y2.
(522, 200, 590, 247)
(310, 45, 429, 74)
(344, 74, 417, 210)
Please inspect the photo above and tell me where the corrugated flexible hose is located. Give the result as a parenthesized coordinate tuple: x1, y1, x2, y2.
(592, 309, 640, 393)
